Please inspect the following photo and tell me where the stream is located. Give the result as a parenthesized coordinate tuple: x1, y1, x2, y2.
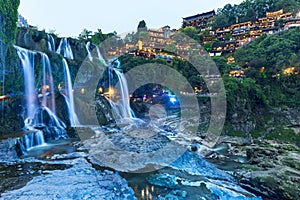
(0, 124, 262, 200)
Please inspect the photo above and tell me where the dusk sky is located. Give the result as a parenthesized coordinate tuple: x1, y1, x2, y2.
(18, 0, 244, 37)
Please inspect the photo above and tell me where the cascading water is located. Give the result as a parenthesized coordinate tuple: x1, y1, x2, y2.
(93, 46, 134, 123)
(107, 63, 136, 123)
(47, 34, 55, 52)
(61, 58, 80, 126)
(40, 53, 56, 114)
(16, 131, 46, 153)
(15, 46, 67, 154)
(86, 41, 93, 62)
(30, 106, 66, 140)
(96, 46, 106, 64)
(56, 38, 74, 60)
(15, 46, 37, 121)
(86, 42, 108, 66)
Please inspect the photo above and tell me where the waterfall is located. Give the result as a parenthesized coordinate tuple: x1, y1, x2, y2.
(15, 46, 37, 120)
(30, 106, 66, 131)
(96, 46, 108, 66)
(47, 34, 55, 52)
(107, 65, 136, 123)
(56, 38, 74, 60)
(40, 53, 56, 114)
(61, 58, 80, 126)
(86, 42, 93, 61)
(86, 42, 108, 66)
(17, 131, 46, 152)
(14, 45, 67, 154)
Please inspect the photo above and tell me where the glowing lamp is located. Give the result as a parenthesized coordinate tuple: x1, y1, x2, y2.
(108, 88, 114, 95)
(169, 95, 177, 104)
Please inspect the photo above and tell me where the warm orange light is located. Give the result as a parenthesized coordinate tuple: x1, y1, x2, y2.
(81, 88, 85, 94)
(282, 67, 296, 76)
(42, 85, 50, 90)
(227, 56, 235, 64)
(105, 87, 114, 96)
(58, 83, 62, 90)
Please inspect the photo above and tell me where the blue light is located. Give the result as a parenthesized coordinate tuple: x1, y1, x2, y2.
(112, 59, 121, 68)
(169, 96, 177, 104)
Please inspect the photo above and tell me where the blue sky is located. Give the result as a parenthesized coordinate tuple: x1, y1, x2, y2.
(18, 0, 244, 37)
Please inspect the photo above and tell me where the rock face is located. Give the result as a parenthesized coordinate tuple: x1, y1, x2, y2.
(0, 97, 24, 135)
(0, 162, 136, 200)
(16, 28, 49, 53)
(16, 28, 88, 62)
(218, 140, 300, 200)
(0, 0, 23, 135)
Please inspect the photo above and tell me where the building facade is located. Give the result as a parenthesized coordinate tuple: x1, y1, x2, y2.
(182, 10, 215, 30)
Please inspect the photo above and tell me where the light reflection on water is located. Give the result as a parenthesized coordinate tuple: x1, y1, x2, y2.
(22, 138, 77, 159)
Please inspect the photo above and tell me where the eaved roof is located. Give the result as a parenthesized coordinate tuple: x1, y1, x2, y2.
(183, 10, 215, 22)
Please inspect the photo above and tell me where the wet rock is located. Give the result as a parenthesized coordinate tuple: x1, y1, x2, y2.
(0, 97, 24, 136)
(147, 169, 260, 200)
(230, 141, 300, 200)
(148, 174, 179, 189)
(1, 161, 136, 200)
(0, 161, 71, 195)
(0, 138, 19, 162)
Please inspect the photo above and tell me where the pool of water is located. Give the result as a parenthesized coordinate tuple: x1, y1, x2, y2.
(21, 138, 78, 159)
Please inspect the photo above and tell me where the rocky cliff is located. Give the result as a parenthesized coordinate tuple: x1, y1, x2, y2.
(0, 0, 23, 135)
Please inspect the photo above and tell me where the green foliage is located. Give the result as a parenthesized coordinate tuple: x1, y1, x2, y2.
(165, 44, 178, 53)
(78, 29, 115, 45)
(179, 27, 200, 42)
(0, 0, 20, 44)
(233, 28, 300, 106)
(212, 56, 230, 75)
(223, 76, 268, 118)
(124, 31, 150, 45)
(214, 0, 300, 27)
(137, 31, 150, 41)
(203, 42, 213, 51)
(265, 127, 299, 143)
(78, 29, 92, 41)
(251, 129, 264, 138)
(118, 55, 204, 92)
(0, 0, 21, 94)
(227, 130, 246, 137)
(235, 29, 300, 69)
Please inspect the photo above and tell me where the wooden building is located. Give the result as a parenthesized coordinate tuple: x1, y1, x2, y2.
(182, 10, 215, 29)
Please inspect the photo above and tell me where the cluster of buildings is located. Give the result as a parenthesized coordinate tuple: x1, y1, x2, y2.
(106, 8, 300, 61)
(183, 9, 300, 56)
(17, 8, 299, 78)
(107, 25, 205, 61)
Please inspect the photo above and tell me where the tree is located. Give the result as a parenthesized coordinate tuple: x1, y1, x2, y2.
(203, 42, 213, 51)
(289, 53, 298, 66)
(124, 32, 136, 43)
(78, 29, 92, 41)
(137, 31, 150, 42)
(91, 29, 115, 45)
(213, 56, 230, 75)
(165, 44, 178, 53)
(179, 26, 199, 41)
(137, 20, 147, 32)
